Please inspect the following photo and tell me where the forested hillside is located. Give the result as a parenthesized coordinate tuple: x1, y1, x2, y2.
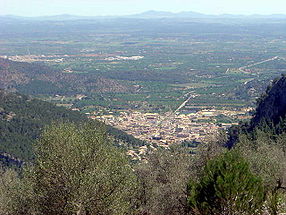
(1, 76, 286, 214)
(0, 90, 144, 164)
(0, 58, 133, 95)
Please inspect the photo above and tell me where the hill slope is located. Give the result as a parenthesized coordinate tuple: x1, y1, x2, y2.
(0, 58, 133, 95)
(228, 75, 286, 147)
(250, 75, 286, 130)
(0, 90, 144, 165)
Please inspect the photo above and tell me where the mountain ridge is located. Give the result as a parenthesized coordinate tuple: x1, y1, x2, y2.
(228, 75, 286, 147)
(250, 75, 286, 130)
(1, 11, 286, 21)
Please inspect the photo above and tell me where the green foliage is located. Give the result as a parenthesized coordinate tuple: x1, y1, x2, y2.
(226, 76, 286, 215)
(0, 168, 35, 215)
(0, 90, 144, 164)
(32, 122, 138, 215)
(236, 130, 286, 215)
(17, 80, 66, 95)
(227, 75, 286, 214)
(135, 147, 193, 215)
(0, 90, 86, 161)
(187, 150, 265, 215)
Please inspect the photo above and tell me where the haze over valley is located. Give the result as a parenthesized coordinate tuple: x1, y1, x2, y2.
(1, 12, 286, 149)
(2, 4, 286, 214)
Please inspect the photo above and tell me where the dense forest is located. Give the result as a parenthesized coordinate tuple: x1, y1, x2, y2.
(1, 75, 286, 214)
(0, 89, 144, 165)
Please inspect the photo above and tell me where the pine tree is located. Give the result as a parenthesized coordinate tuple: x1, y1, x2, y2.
(187, 150, 265, 215)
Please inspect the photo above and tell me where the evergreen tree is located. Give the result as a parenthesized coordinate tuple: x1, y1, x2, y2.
(187, 150, 265, 215)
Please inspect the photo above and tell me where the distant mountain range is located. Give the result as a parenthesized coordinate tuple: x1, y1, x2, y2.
(1, 11, 286, 21)
(132, 10, 286, 19)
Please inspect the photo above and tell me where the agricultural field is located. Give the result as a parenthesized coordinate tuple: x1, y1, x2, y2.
(1, 17, 286, 115)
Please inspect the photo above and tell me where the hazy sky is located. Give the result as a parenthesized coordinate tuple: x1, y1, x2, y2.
(2, 0, 286, 17)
